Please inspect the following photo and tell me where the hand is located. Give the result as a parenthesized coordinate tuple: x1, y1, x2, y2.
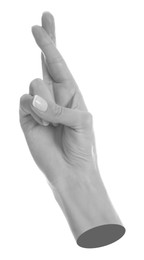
(19, 12, 97, 187)
(19, 12, 125, 248)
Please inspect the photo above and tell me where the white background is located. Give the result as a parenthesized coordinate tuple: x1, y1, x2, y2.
(0, 0, 144, 259)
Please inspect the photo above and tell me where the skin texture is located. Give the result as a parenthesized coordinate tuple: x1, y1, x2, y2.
(19, 12, 97, 187)
(19, 12, 125, 248)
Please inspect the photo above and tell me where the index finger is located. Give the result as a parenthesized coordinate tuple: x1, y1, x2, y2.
(32, 25, 73, 83)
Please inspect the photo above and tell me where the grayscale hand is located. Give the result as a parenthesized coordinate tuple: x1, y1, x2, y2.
(19, 12, 125, 248)
(19, 12, 96, 187)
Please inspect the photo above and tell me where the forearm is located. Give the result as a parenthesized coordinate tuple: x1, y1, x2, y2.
(51, 167, 125, 248)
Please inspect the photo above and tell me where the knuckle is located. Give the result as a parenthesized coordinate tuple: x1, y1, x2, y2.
(19, 94, 30, 116)
(50, 102, 63, 118)
(53, 104, 63, 117)
(29, 78, 42, 94)
(20, 94, 28, 106)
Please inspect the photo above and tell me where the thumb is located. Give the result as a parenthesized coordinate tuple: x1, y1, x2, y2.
(31, 94, 92, 131)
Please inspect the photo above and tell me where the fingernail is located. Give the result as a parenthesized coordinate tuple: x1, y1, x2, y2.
(32, 95, 48, 112)
(42, 120, 49, 126)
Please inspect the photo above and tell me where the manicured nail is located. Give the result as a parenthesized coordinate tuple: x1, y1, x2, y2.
(32, 95, 48, 112)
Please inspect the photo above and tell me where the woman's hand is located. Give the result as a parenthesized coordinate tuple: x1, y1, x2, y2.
(19, 12, 125, 248)
(19, 12, 97, 187)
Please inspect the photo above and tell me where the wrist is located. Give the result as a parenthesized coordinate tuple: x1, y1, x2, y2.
(51, 167, 125, 248)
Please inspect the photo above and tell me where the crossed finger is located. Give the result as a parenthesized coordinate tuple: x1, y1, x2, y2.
(32, 12, 88, 112)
